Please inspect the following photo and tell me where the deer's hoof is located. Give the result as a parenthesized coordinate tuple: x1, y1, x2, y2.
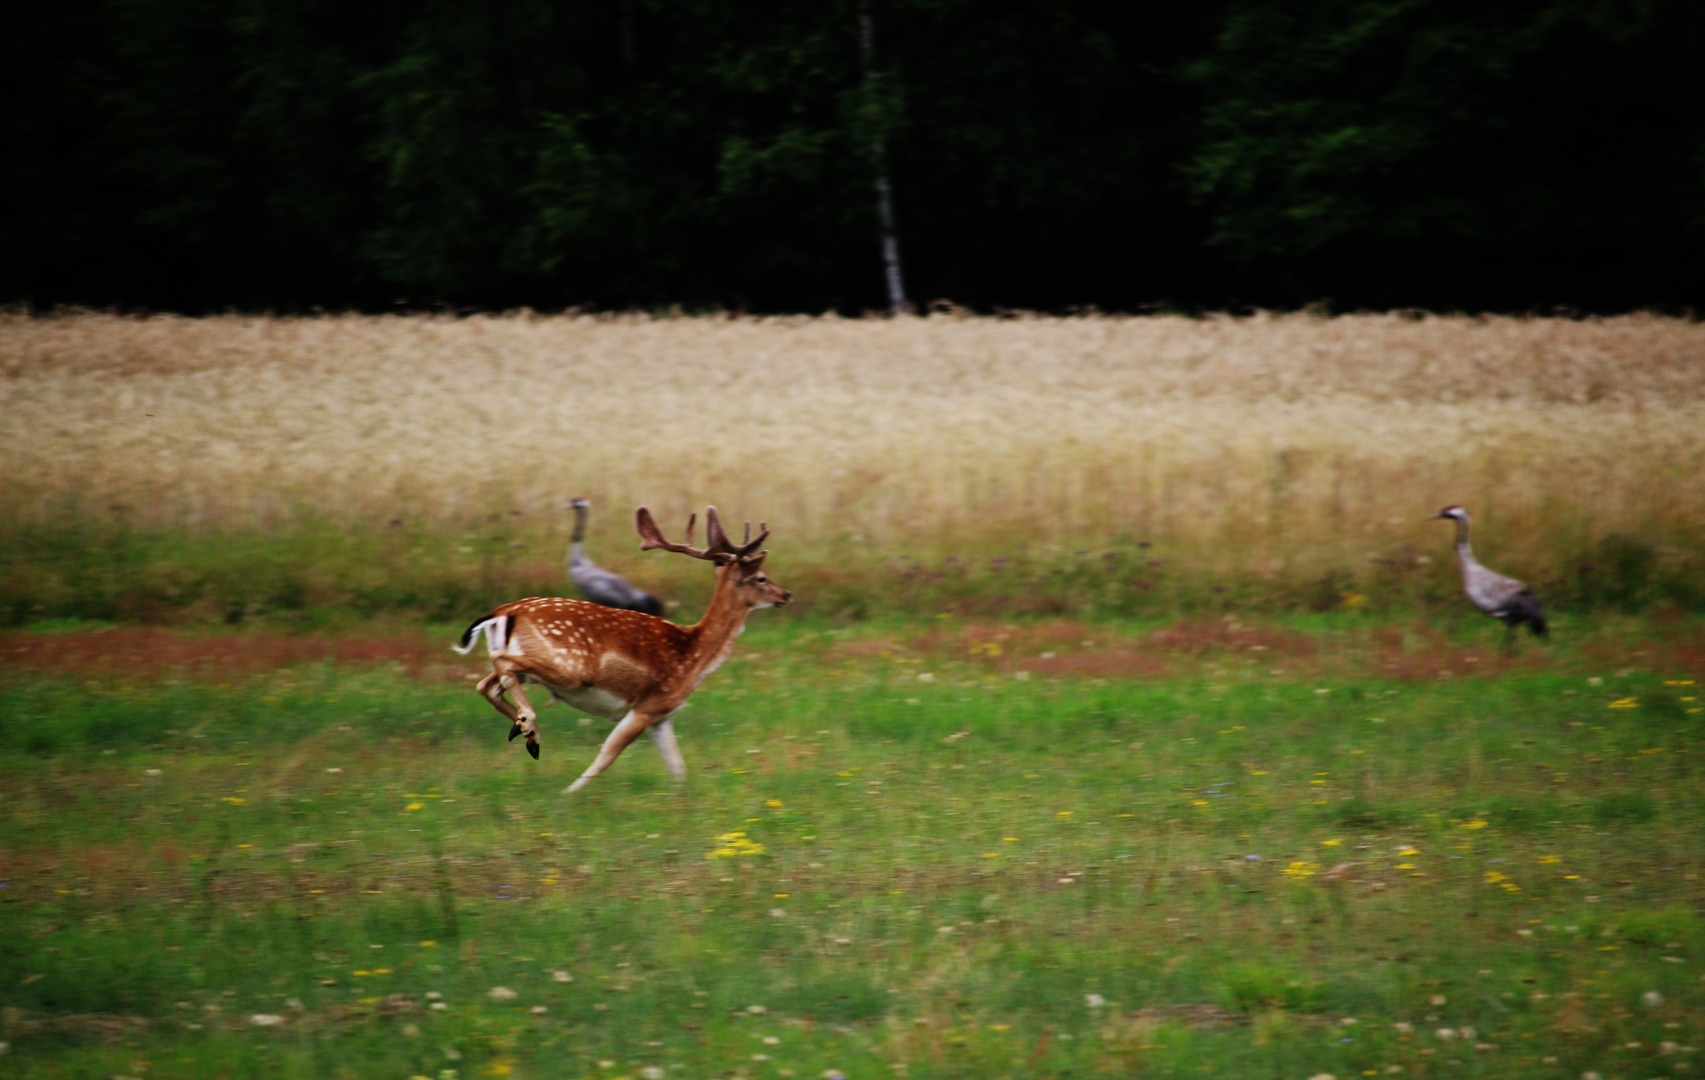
(508, 722, 523, 742)
(527, 741, 540, 760)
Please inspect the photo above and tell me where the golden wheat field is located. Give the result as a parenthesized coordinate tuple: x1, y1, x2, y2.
(3, 310, 1704, 589)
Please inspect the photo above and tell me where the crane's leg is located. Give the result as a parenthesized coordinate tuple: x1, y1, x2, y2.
(649, 717, 687, 782)
(563, 709, 654, 793)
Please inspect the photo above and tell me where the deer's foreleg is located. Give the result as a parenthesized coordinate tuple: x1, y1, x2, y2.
(563, 709, 656, 794)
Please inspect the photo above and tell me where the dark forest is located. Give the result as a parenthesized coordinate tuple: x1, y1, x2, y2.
(5, 0, 1702, 313)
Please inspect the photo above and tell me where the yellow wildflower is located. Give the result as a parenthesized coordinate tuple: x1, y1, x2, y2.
(706, 831, 767, 859)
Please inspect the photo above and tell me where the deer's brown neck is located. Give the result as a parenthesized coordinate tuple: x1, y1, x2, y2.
(677, 562, 755, 668)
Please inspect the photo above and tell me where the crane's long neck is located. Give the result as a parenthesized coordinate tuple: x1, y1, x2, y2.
(569, 506, 590, 569)
(1452, 516, 1480, 572)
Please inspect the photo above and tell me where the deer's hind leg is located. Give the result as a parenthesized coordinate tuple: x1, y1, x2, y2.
(476, 672, 521, 724)
(649, 717, 687, 782)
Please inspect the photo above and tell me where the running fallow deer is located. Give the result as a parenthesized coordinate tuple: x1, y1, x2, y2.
(453, 506, 791, 793)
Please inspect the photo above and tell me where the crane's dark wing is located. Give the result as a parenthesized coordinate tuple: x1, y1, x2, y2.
(1504, 589, 1547, 638)
(574, 563, 663, 614)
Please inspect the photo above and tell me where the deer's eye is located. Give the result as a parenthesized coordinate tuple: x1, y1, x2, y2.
(756, 575, 767, 583)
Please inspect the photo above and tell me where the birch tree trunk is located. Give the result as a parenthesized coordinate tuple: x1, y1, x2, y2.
(858, 2, 910, 314)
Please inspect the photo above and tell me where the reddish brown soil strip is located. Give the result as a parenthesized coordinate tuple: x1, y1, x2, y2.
(3, 619, 1700, 686)
(829, 616, 1704, 682)
(0, 627, 482, 683)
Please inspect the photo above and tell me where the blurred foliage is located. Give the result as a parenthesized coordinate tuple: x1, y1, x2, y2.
(1185, 0, 1705, 309)
(2, 0, 1701, 311)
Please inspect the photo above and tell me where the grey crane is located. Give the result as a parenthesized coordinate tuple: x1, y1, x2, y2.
(1428, 505, 1547, 644)
(566, 498, 665, 616)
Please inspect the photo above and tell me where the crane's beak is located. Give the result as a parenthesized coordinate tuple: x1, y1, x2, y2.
(1424, 513, 1447, 521)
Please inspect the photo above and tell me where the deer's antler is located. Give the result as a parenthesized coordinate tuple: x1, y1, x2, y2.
(733, 518, 769, 561)
(638, 506, 768, 564)
(636, 506, 742, 563)
(637, 506, 711, 561)
(703, 508, 768, 562)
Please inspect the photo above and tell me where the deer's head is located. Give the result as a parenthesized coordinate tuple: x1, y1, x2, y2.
(636, 505, 791, 609)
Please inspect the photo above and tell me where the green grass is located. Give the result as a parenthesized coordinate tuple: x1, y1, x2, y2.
(4, 513, 1699, 628)
(1, 615, 1702, 1078)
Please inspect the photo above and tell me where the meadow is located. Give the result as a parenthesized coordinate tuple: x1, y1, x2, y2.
(1, 311, 1703, 1079)
(1, 612, 1702, 1079)
(3, 310, 1704, 624)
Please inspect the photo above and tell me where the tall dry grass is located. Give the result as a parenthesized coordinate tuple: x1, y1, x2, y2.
(3, 310, 1703, 618)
